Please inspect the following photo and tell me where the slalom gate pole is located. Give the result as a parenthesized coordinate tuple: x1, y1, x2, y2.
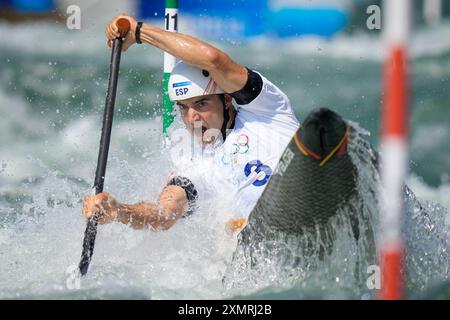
(379, 0, 411, 300)
(162, 0, 179, 135)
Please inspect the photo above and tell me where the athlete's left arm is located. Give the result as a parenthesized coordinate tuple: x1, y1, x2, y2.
(82, 186, 188, 230)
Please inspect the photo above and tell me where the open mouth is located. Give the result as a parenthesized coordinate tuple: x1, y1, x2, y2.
(193, 126, 207, 137)
(192, 125, 217, 144)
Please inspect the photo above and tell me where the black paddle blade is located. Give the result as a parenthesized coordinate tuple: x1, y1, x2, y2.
(78, 214, 99, 276)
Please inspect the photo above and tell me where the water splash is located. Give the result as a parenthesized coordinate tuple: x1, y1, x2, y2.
(222, 123, 449, 299)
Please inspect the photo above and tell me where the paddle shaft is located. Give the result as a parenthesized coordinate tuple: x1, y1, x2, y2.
(79, 20, 129, 275)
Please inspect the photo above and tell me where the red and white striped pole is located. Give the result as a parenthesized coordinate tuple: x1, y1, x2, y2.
(379, 0, 411, 300)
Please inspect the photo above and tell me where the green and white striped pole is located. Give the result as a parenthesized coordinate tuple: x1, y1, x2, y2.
(162, 0, 179, 135)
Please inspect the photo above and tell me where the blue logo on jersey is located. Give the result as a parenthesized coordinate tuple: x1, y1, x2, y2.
(244, 160, 272, 186)
(172, 81, 192, 88)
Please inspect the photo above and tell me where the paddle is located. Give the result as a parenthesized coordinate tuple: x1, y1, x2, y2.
(78, 18, 130, 276)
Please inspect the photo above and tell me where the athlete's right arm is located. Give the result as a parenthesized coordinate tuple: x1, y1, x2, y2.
(82, 186, 188, 230)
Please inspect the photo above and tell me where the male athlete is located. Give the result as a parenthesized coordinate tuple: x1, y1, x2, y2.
(82, 15, 299, 232)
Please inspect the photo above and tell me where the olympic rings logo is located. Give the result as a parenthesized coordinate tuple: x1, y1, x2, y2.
(231, 134, 250, 155)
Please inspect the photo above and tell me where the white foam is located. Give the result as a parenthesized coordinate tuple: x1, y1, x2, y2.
(0, 21, 161, 68)
(407, 175, 450, 225)
(2, 19, 450, 65)
(244, 20, 450, 61)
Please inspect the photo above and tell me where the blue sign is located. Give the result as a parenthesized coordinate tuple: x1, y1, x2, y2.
(172, 81, 192, 88)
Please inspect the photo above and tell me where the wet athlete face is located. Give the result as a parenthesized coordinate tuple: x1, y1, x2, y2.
(176, 94, 227, 144)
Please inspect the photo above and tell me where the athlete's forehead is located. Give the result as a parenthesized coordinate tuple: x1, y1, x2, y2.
(176, 94, 218, 107)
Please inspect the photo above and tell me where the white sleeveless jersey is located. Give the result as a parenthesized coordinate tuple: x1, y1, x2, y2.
(217, 72, 299, 219)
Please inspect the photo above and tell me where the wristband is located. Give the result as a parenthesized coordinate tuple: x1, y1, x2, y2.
(135, 21, 143, 44)
(167, 176, 198, 216)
